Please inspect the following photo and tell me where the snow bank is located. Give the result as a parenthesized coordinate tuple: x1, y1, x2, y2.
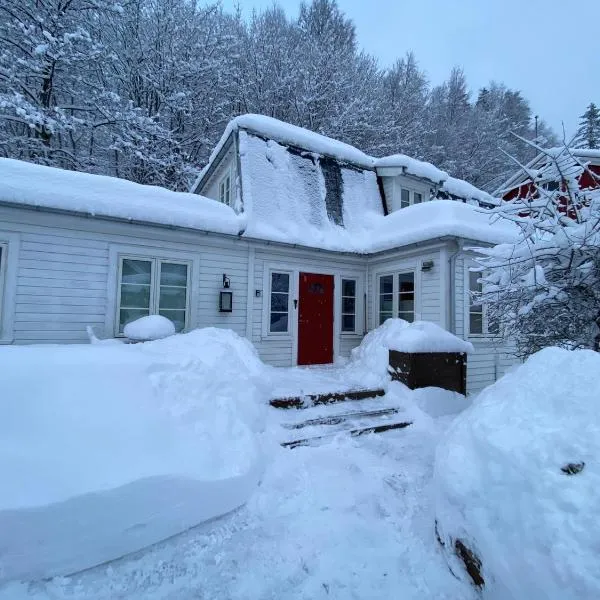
(0, 158, 242, 235)
(434, 347, 600, 599)
(0, 328, 267, 583)
(124, 314, 175, 341)
(351, 319, 473, 380)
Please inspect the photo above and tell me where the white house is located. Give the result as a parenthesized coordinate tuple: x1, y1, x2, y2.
(0, 115, 517, 393)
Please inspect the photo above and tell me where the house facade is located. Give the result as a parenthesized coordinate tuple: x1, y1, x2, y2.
(0, 115, 517, 394)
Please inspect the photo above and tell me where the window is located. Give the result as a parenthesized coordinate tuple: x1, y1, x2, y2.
(378, 271, 415, 325)
(400, 188, 411, 208)
(397, 272, 415, 322)
(118, 257, 189, 334)
(0, 243, 6, 326)
(269, 272, 290, 333)
(398, 188, 426, 209)
(468, 269, 498, 335)
(341, 278, 357, 332)
(379, 274, 394, 324)
(219, 172, 231, 206)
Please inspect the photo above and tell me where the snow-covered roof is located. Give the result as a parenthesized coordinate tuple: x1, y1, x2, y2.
(194, 114, 499, 208)
(0, 158, 243, 235)
(374, 154, 447, 184)
(1, 131, 516, 253)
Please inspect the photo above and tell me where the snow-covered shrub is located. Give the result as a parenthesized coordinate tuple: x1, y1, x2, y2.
(434, 347, 600, 598)
(476, 143, 600, 357)
(123, 314, 176, 341)
(0, 328, 267, 583)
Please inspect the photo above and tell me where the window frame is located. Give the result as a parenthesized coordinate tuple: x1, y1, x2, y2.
(466, 265, 497, 337)
(340, 277, 358, 334)
(115, 255, 191, 336)
(267, 269, 293, 336)
(377, 269, 417, 326)
(219, 170, 232, 206)
(398, 187, 428, 210)
(0, 242, 7, 332)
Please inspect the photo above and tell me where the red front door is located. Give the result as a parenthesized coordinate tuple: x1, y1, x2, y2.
(297, 272, 334, 365)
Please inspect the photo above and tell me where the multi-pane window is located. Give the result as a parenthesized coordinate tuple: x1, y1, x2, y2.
(341, 278, 357, 332)
(468, 269, 498, 335)
(219, 172, 231, 206)
(400, 188, 411, 208)
(269, 272, 290, 333)
(398, 273, 415, 322)
(379, 275, 394, 324)
(118, 257, 189, 334)
(398, 188, 426, 209)
(379, 271, 415, 325)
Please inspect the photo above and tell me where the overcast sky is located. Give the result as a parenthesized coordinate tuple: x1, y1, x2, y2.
(222, 0, 600, 138)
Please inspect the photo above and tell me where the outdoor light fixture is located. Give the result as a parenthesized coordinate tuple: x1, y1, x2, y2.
(421, 260, 434, 272)
(219, 273, 233, 312)
(219, 290, 233, 312)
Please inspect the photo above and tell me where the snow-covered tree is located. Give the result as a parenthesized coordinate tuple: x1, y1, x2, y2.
(476, 142, 600, 357)
(574, 102, 600, 149)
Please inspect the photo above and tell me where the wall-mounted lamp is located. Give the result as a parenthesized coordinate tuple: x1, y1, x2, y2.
(222, 273, 231, 289)
(421, 260, 434, 272)
(219, 290, 233, 312)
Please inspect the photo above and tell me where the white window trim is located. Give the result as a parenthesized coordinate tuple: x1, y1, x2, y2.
(115, 255, 192, 336)
(373, 267, 420, 327)
(396, 184, 428, 210)
(464, 263, 496, 338)
(340, 277, 359, 335)
(219, 169, 232, 206)
(106, 245, 199, 338)
(0, 233, 19, 344)
(266, 269, 293, 336)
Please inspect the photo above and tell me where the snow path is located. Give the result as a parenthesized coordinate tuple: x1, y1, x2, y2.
(1, 410, 475, 600)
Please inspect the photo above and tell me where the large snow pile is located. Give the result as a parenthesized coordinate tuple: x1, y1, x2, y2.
(0, 158, 242, 235)
(351, 318, 474, 380)
(0, 328, 267, 584)
(123, 314, 175, 341)
(434, 347, 600, 599)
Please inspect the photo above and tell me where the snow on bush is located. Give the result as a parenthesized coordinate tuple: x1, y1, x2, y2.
(351, 318, 473, 380)
(434, 347, 600, 598)
(0, 328, 267, 584)
(123, 314, 176, 341)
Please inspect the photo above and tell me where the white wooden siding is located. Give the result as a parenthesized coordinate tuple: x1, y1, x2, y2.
(199, 143, 238, 210)
(0, 207, 250, 344)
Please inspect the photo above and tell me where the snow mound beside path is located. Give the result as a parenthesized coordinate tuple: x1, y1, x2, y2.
(434, 347, 600, 599)
(0, 328, 267, 584)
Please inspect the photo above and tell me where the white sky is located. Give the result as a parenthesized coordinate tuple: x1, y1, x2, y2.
(222, 0, 600, 138)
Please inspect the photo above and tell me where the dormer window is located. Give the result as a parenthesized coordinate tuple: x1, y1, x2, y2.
(398, 187, 424, 209)
(219, 172, 231, 206)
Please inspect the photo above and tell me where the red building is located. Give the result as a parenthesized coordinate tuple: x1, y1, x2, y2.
(496, 148, 600, 200)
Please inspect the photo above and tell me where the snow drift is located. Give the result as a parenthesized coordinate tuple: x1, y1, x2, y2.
(434, 347, 600, 599)
(0, 328, 267, 584)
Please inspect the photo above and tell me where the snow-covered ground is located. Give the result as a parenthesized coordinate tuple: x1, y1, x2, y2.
(0, 322, 478, 599)
(1, 384, 475, 600)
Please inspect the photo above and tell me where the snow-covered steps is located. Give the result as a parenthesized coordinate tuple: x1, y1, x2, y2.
(269, 388, 385, 409)
(282, 420, 412, 449)
(276, 397, 412, 448)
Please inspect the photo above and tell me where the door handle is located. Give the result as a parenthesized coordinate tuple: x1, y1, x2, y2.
(294, 299, 298, 309)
